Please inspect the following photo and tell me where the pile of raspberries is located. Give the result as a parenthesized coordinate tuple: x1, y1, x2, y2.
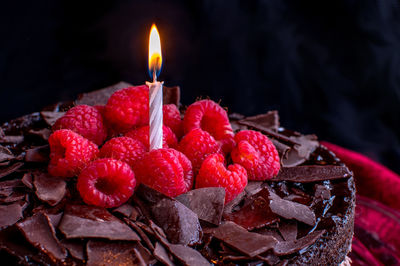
(48, 85, 280, 208)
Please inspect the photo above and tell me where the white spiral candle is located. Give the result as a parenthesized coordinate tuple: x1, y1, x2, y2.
(147, 80, 163, 150)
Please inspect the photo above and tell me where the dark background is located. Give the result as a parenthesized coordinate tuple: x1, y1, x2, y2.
(0, 0, 399, 173)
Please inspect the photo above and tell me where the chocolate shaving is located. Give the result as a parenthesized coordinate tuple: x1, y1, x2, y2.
(40, 111, 65, 126)
(272, 139, 290, 160)
(237, 120, 299, 145)
(17, 212, 67, 262)
(0, 146, 14, 162)
(0, 162, 24, 179)
(273, 165, 352, 183)
(33, 172, 66, 206)
(25, 145, 49, 162)
(175, 187, 225, 225)
(281, 135, 319, 167)
(58, 205, 140, 241)
(268, 189, 316, 226)
(151, 198, 202, 245)
(0, 202, 23, 229)
(239, 111, 280, 131)
(136, 184, 202, 246)
(163, 86, 181, 106)
(124, 219, 155, 251)
(168, 243, 210, 266)
(75, 81, 132, 106)
(60, 239, 85, 261)
(86, 240, 154, 266)
(46, 213, 63, 228)
(113, 203, 136, 218)
(278, 220, 298, 241)
(28, 128, 51, 141)
(273, 230, 325, 256)
(0, 192, 26, 203)
(154, 242, 174, 266)
(0, 179, 24, 197)
(213, 221, 277, 257)
(224, 189, 279, 230)
(21, 173, 33, 189)
(0, 135, 24, 144)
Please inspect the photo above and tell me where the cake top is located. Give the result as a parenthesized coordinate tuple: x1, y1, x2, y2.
(0, 82, 354, 265)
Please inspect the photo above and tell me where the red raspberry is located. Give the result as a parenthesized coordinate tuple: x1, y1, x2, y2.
(183, 99, 235, 154)
(77, 158, 136, 208)
(178, 128, 223, 174)
(135, 148, 193, 197)
(163, 104, 183, 138)
(104, 85, 149, 132)
(99, 137, 146, 168)
(125, 125, 178, 150)
(231, 130, 280, 181)
(196, 154, 247, 203)
(48, 129, 99, 178)
(53, 105, 107, 145)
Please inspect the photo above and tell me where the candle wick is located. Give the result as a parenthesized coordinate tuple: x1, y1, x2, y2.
(152, 70, 157, 83)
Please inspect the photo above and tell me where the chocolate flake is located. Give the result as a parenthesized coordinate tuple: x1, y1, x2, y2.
(168, 243, 210, 266)
(0, 162, 24, 179)
(0, 179, 24, 197)
(86, 240, 154, 266)
(151, 198, 202, 245)
(224, 189, 279, 230)
(25, 145, 49, 162)
(278, 220, 298, 241)
(124, 218, 155, 251)
(273, 165, 352, 183)
(269, 190, 316, 226)
(239, 111, 280, 131)
(28, 128, 52, 141)
(0, 146, 14, 162)
(0, 135, 24, 144)
(17, 212, 67, 262)
(21, 173, 33, 189)
(113, 203, 136, 218)
(176, 187, 225, 225)
(273, 230, 325, 256)
(0, 202, 23, 229)
(75, 81, 132, 106)
(281, 135, 319, 167)
(33, 172, 66, 206)
(40, 111, 65, 126)
(154, 242, 174, 266)
(59, 205, 140, 241)
(137, 184, 202, 246)
(213, 221, 277, 257)
(163, 86, 181, 106)
(60, 239, 85, 261)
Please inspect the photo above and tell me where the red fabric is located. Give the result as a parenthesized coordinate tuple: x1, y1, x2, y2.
(320, 141, 400, 265)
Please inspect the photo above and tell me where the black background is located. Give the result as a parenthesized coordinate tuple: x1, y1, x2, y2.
(0, 0, 399, 173)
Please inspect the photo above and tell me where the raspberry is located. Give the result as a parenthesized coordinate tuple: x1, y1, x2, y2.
(163, 104, 183, 138)
(104, 85, 149, 132)
(125, 125, 178, 150)
(48, 129, 99, 178)
(178, 128, 223, 174)
(196, 154, 247, 203)
(77, 158, 136, 208)
(135, 148, 193, 197)
(231, 130, 280, 181)
(183, 99, 235, 154)
(99, 137, 146, 168)
(53, 105, 107, 145)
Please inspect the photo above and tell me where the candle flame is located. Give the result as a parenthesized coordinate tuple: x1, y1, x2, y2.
(148, 24, 162, 79)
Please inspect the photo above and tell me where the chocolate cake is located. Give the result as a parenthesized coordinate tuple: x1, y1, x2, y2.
(0, 82, 355, 265)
